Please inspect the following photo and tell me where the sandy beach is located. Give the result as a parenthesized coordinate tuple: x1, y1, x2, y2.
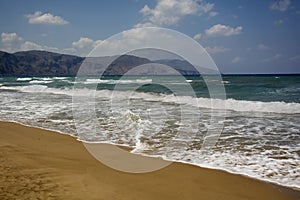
(0, 121, 299, 200)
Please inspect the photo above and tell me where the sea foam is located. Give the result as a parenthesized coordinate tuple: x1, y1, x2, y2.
(1, 85, 300, 114)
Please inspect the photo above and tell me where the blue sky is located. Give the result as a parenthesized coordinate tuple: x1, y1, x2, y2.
(0, 0, 299, 74)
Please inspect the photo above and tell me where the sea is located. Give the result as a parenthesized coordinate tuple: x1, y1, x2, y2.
(0, 75, 299, 189)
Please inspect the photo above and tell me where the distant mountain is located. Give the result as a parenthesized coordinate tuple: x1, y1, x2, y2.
(0, 50, 210, 76)
(0, 51, 83, 76)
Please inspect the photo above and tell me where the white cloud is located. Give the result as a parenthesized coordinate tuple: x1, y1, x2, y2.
(20, 41, 42, 50)
(231, 56, 240, 63)
(72, 37, 95, 49)
(1, 32, 23, 43)
(20, 41, 61, 53)
(263, 53, 282, 62)
(193, 33, 202, 40)
(258, 44, 269, 50)
(205, 24, 242, 37)
(140, 4, 152, 15)
(71, 37, 103, 56)
(138, 0, 214, 26)
(270, 0, 291, 12)
(72, 37, 102, 49)
(205, 46, 231, 54)
(0, 32, 23, 52)
(26, 11, 69, 25)
(19, 41, 79, 55)
(93, 40, 103, 48)
(16, 41, 78, 55)
(73, 37, 103, 48)
(134, 22, 156, 28)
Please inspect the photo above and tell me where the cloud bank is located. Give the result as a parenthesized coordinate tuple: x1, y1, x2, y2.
(26, 11, 69, 25)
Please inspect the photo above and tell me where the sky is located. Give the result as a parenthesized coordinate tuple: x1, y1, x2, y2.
(0, 0, 299, 74)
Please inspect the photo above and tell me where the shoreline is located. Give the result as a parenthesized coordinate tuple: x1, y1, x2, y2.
(4, 119, 300, 190)
(1, 121, 299, 199)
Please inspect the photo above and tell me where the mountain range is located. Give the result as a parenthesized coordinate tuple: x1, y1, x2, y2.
(0, 50, 214, 76)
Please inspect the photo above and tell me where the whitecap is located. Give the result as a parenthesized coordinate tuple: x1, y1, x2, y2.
(17, 77, 32, 81)
(29, 80, 52, 84)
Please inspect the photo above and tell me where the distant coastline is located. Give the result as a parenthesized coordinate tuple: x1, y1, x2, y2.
(1, 50, 299, 77)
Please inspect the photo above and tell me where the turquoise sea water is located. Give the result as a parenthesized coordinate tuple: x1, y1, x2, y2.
(0, 75, 299, 188)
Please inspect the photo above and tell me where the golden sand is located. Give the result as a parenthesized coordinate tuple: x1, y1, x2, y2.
(0, 121, 299, 200)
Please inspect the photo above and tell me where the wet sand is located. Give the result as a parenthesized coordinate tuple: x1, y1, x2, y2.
(0, 121, 299, 200)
